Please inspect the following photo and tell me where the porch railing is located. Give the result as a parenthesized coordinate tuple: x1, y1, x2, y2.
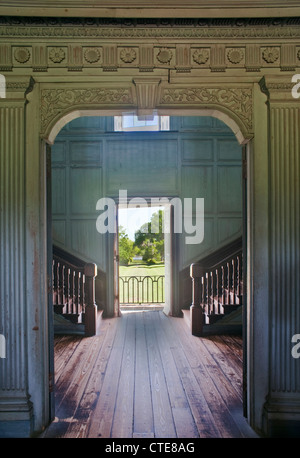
(190, 243, 243, 336)
(119, 275, 165, 304)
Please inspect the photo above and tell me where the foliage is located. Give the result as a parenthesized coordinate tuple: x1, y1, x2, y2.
(118, 226, 136, 265)
(118, 210, 165, 266)
(134, 210, 164, 264)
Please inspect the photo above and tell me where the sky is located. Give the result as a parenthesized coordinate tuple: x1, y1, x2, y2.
(118, 206, 161, 241)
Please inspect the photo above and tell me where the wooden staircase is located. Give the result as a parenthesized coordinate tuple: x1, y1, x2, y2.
(182, 237, 243, 336)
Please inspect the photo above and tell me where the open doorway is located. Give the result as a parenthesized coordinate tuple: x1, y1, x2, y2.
(116, 201, 173, 316)
(47, 113, 248, 436)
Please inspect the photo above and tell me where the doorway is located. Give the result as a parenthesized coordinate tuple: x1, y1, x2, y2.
(47, 112, 248, 432)
(115, 201, 173, 317)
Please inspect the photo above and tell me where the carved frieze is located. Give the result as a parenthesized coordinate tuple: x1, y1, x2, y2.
(2, 41, 298, 73)
(0, 15, 299, 74)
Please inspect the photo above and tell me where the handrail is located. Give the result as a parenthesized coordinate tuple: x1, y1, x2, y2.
(52, 247, 98, 336)
(190, 239, 243, 336)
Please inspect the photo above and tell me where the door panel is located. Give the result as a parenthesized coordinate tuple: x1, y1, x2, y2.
(46, 143, 55, 421)
(114, 204, 120, 317)
(163, 204, 173, 316)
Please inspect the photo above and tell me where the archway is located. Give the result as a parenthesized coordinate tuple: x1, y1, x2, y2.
(44, 95, 252, 431)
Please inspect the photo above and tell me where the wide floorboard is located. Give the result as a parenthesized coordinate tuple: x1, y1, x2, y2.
(41, 310, 257, 438)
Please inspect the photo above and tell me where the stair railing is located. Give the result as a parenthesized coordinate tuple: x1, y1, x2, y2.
(52, 251, 97, 336)
(190, 245, 243, 336)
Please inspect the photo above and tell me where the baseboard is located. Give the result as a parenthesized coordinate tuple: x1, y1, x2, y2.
(263, 396, 300, 437)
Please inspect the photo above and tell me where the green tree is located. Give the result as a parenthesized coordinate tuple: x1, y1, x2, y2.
(118, 226, 135, 265)
(134, 210, 164, 264)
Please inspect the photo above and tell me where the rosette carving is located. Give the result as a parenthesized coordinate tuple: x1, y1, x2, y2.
(192, 49, 209, 65)
(49, 47, 66, 64)
(262, 47, 279, 64)
(14, 47, 30, 63)
(84, 48, 101, 64)
(120, 48, 137, 64)
(227, 49, 244, 64)
(157, 48, 173, 64)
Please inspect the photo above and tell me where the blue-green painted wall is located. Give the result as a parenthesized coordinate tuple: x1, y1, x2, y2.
(51, 116, 242, 273)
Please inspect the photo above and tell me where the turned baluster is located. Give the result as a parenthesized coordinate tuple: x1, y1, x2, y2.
(84, 263, 98, 337)
(190, 263, 204, 336)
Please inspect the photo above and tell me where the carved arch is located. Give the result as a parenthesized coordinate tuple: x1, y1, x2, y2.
(41, 80, 253, 145)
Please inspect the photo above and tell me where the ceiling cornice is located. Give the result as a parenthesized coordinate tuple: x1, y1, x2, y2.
(0, 1, 299, 19)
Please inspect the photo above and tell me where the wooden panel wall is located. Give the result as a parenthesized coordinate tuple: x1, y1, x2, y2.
(51, 116, 242, 272)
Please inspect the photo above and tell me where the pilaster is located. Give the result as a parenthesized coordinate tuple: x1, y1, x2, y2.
(0, 77, 34, 437)
(260, 75, 300, 437)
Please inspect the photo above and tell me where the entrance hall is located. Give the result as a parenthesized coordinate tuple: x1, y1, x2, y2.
(41, 310, 256, 438)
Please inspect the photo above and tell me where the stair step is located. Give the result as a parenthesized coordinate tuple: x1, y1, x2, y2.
(221, 304, 240, 315)
(206, 313, 225, 324)
(62, 313, 81, 324)
(181, 308, 242, 336)
(53, 313, 85, 335)
(54, 309, 103, 336)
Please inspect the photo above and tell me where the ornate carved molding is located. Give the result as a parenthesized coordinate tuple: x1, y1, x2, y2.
(40, 87, 134, 134)
(160, 86, 253, 132)
(1, 43, 299, 74)
(40, 82, 253, 141)
(0, 17, 299, 74)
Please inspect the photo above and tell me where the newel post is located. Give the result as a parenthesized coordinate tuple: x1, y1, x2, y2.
(84, 263, 98, 337)
(190, 263, 204, 336)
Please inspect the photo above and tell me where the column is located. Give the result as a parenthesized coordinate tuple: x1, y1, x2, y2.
(261, 75, 300, 437)
(0, 79, 34, 437)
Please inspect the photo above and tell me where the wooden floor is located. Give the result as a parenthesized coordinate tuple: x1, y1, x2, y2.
(41, 310, 258, 438)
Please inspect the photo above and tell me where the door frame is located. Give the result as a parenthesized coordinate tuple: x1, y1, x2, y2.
(40, 85, 268, 434)
(114, 197, 175, 317)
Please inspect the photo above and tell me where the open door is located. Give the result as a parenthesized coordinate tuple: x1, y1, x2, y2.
(163, 203, 173, 316)
(113, 203, 120, 317)
(46, 143, 55, 422)
(242, 145, 248, 417)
